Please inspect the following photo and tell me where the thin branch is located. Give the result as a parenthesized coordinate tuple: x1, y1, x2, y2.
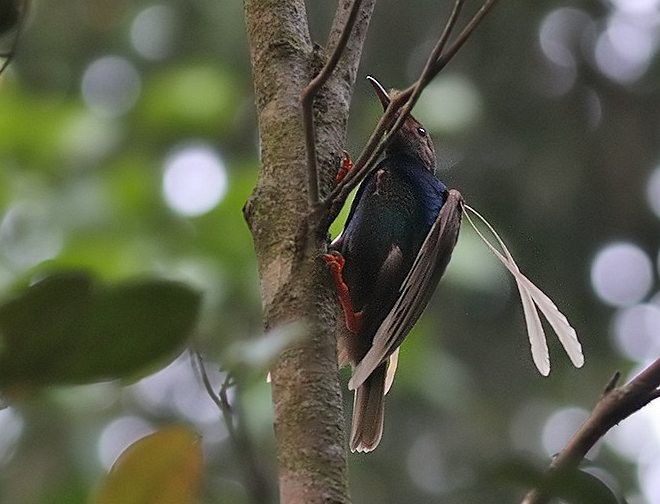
(336, 0, 466, 203)
(302, 0, 364, 207)
(397, 0, 466, 107)
(390, 0, 497, 116)
(319, 0, 499, 228)
(521, 358, 660, 504)
(427, 0, 498, 81)
(197, 354, 235, 430)
(192, 350, 273, 504)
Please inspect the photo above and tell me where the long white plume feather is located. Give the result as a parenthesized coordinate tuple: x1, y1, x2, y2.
(462, 204, 583, 374)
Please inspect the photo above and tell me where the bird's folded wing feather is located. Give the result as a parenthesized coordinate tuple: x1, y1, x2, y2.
(349, 189, 463, 391)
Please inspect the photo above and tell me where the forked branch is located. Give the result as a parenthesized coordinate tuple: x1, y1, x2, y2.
(302, 0, 364, 206)
(323, 0, 466, 211)
(521, 358, 660, 504)
(319, 0, 499, 229)
(193, 351, 273, 504)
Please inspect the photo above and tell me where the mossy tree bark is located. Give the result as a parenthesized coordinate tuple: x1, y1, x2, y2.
(243, 1, 374, 502)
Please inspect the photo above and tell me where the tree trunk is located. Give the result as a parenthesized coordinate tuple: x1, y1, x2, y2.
(243, 1, 374, 502)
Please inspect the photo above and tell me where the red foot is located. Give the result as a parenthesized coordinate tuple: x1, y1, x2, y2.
(322, 251, 363, 333)
(336, 150, 354, 183)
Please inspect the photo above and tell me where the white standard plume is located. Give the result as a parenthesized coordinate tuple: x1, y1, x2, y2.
(462, 203, 584, 375)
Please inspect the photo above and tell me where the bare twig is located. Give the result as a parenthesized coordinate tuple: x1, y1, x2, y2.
(332, 0, 466, 205)
(392, 0, 466, 117)
(193, 350, 273, 504)
(427, 0, 498, 81)
(385, 0, 497, 126)
(302, 0, 363, 207)
(195, 352, 235, 433)
(319, 0, 499, 228)
(521, 358, 660, 504)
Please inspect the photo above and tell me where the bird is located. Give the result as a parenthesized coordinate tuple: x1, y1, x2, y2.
(323, 76, 463, 452)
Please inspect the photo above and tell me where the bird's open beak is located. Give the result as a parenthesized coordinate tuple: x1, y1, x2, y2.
(366, 75, 390, 110)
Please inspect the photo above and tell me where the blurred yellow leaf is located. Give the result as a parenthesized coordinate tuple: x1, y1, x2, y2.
(94, 426, 203, 504)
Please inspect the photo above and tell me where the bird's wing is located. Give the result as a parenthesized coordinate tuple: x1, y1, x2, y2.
(349, 189, 463, 391)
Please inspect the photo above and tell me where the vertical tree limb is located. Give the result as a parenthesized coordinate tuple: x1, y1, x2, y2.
(243, 1, 374, 502)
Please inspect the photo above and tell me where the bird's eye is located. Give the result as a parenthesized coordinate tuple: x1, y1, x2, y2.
(417, 127, 427, 137)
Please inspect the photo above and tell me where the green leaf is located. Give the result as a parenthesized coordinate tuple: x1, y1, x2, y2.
(94, 426, 203, 504)
(0, 272, 201, 388)
(0, 272, 93, 386)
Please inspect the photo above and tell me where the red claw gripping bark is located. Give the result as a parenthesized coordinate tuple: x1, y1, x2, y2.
(322, 251, 363, 334)
(335, 150, 354, 183)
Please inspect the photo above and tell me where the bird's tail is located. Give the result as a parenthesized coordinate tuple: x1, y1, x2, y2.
(350, 362, 386, 453)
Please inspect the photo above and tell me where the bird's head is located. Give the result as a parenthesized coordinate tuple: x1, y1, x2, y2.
(367, 75, 436, 173)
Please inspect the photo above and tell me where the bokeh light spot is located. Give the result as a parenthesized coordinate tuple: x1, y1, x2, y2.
(509, 399, 556, 454)
(127, 354, 229, 456)
(415, 75, 482, 133)
(129, 354, 229, 438)
(590, 242, 653, 307)
(610, 0, 660, 15)
(81, 56, 141, 117)
(611, 304, 660, 362)
(594, 13, 656, 84)
(639, 460, 660, 504)
(537, 8, 594, 96)
(539, 8, 592, 68)
(97, 416, 155, 470)
(606, 398, 659, 462)
(645, 165, 660, 218)
(0, 202, 64, 269)
(541, 407, 590, 457)
(0, 408, 23, 464)
(162, 144, 228, 217)
(606, 362, 660, 504)
(131, 5, 176, 61)
(406, 432, 448, 494)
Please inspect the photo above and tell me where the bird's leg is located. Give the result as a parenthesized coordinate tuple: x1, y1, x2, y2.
(335, 150, 354, 183)
(322, 251, 363, 333)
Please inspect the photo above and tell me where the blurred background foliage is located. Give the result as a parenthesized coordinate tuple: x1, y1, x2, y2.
(0, 0, 659, 502)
